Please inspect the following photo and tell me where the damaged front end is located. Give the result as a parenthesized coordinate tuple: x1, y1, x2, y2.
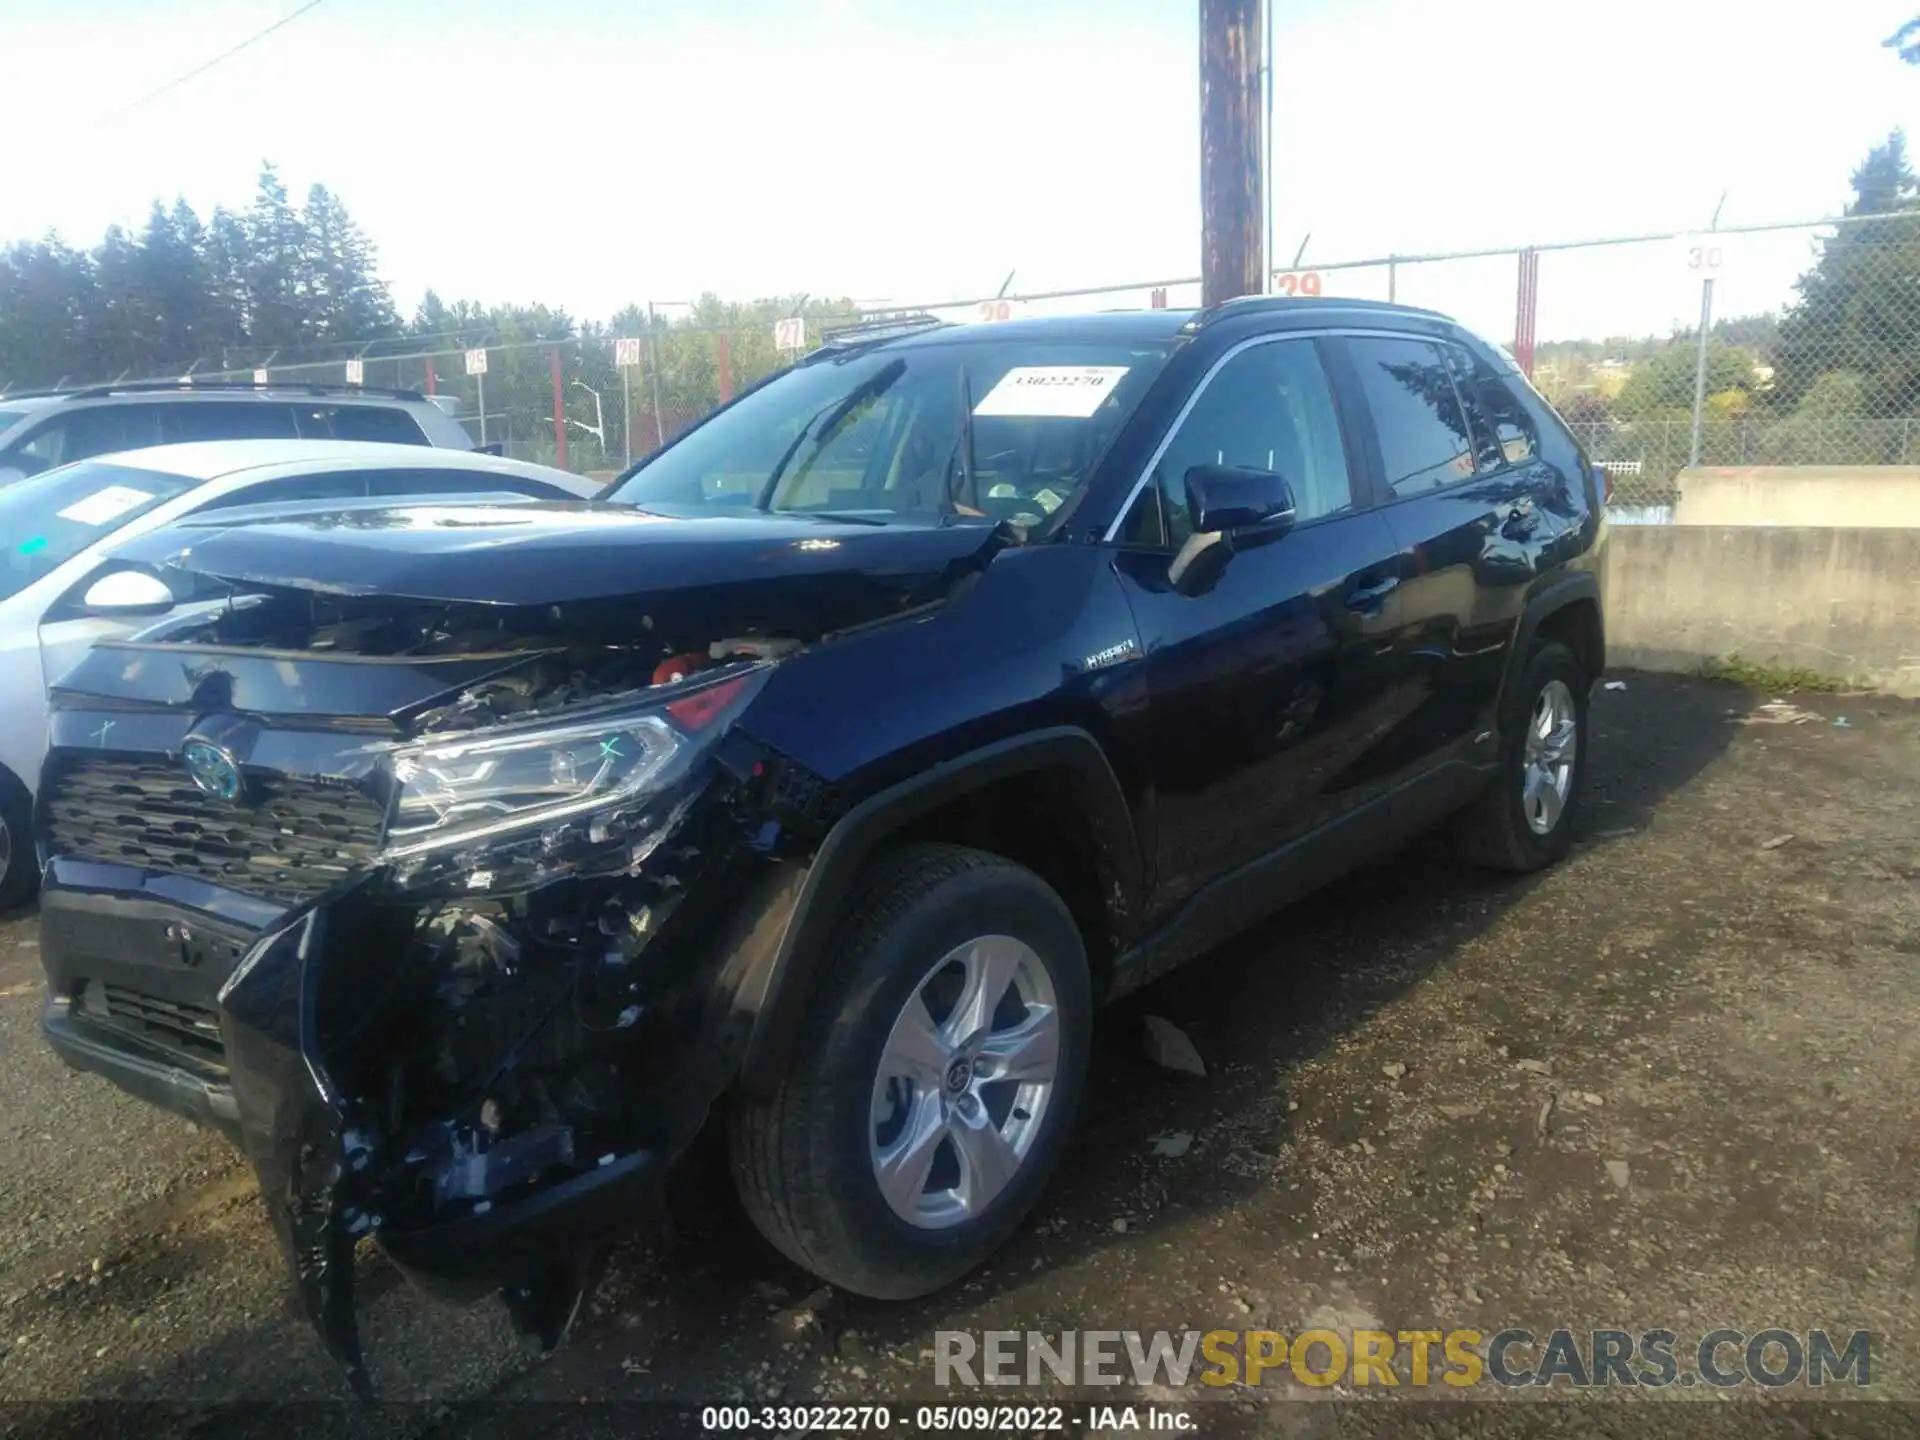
(37, 508, 1008, 1393)
(216, 663, 774, 1396)
(213, 650, 777, 1397)
(40, 586, 815, 1396)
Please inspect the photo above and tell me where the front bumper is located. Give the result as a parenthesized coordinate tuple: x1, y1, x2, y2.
(42, 995, 241, 1135)
(38, 850, 741, 1399)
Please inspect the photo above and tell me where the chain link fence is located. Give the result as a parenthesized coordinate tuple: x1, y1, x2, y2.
(44, 211, 1916, 515)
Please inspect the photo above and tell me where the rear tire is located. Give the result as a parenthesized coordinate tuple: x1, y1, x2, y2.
(729, 843, 1092, 1299)
(1452, 641, 1588, 873)
(0, 768, 35, 913)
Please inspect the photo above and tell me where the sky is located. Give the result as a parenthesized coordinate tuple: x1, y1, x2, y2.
(1, 0, 1916, 342)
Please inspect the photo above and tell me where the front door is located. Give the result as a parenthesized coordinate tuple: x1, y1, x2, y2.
(1109, 335, 1410, 919)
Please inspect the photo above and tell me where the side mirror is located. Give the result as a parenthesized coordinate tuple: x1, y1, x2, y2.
(1170, 465, 1297, 595)
(0, 465, 26, 488)
(81, 570, 176, 617)
(1185, 464, 1297, 538)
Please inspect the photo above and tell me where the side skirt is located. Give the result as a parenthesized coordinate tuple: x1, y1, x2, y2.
(1109, 760, 1497, 996)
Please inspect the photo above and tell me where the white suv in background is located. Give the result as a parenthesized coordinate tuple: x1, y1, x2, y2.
(0, 381, 478, 486)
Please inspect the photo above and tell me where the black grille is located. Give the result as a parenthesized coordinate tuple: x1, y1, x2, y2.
(88, 983, 226, 1064)
(45, 756, 384, 906)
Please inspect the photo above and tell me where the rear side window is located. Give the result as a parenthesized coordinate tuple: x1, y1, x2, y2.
(160, 403, 300, 443)
(1446, 345, 1538, 471)
(1345, 337, 1477, 498)
(298, 405, 429, 445)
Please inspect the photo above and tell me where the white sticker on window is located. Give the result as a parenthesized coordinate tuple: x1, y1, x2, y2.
(973, 366, 1130, 419)
(57, 485, 155, 526)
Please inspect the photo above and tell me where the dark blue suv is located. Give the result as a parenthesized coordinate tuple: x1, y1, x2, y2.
(34, 298, 1606, 1393)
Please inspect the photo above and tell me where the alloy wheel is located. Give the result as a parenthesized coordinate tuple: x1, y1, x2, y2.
(1522, 678, 1578, 836)
(868, 935, 1060, 1229)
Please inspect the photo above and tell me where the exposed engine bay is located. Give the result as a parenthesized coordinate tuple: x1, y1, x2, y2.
(172, 585, 805, 728)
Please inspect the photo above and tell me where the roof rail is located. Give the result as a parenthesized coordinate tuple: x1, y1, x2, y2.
(1190, 294, 1449, 330)
(814, 313, 949, 349)
(63, 379, 428, 402)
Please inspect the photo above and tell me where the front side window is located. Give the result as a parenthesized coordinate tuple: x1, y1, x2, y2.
(1346, 337, 1477, 498)
(607, 338, 1172, 526)
(0, 460, 196, 602)
(1143, 339, 1353, 549)
(14, 406, 163, 474)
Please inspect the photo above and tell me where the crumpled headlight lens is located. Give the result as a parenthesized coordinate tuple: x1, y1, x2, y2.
(381, 665, 765, 861)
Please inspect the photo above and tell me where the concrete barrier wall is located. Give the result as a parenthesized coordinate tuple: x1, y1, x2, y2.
(1604, 526, 1920, 696)
(1675, 467, 1920, 527)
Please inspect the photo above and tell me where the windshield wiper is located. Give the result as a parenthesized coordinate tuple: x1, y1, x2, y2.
(755, 359, 907, 511)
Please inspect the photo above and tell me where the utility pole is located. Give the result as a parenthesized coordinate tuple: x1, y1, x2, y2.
(1199, 0, 1265, 307)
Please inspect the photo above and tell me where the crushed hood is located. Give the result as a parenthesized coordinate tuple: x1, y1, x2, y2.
(111, 500, 1006, 617)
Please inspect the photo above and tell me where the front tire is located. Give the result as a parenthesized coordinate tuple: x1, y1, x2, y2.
(1452, 640, 1588, 872)
(0, 768, 35, 912)
(729, 843, 1092, 1299)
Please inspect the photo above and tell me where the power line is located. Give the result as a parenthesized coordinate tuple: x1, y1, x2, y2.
(116, 0, 328, 117)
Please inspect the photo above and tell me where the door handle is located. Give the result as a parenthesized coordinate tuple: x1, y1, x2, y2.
(1345, 576, 1399, 612)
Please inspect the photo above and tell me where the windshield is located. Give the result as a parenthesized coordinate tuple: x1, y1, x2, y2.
(0, 460, 196, 602)
(607, 338, 1172, 526)
(0, 408, 30, 439)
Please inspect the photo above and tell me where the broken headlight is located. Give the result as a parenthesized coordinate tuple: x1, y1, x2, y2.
(382, 665, 767, 861)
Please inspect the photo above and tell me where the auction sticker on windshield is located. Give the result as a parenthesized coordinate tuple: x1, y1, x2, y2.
(974, 366, 1130, 419)
(57, 485, 155, 526)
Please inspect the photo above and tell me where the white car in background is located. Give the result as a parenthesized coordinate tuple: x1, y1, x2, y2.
(0, 439, 600, 908)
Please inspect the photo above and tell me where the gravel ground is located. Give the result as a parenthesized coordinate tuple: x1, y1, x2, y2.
(1, 673, 1915, 1437)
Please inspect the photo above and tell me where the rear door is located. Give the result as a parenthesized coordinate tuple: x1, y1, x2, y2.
(1336, 332, 1572, 768)
(1108, 334, 1406, 916)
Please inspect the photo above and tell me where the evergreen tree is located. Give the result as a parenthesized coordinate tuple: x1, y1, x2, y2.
(89, 224, 147, 377)
(1886, 17, 1920, 64)
(201, 206, 252, 358)
(244, 163, 310, 348)
(0, 237, 97, 387)
(136, 199, 210, 364)
(1771, 130, 1920, 415)
(302, 183, 396, 342)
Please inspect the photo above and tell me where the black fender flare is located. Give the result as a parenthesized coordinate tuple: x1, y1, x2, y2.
(1496, 569, 1604, 715)
(731, 726, 1142, 1095)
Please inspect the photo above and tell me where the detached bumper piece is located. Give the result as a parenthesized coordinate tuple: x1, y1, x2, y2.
(217, 877, 715, 1397)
